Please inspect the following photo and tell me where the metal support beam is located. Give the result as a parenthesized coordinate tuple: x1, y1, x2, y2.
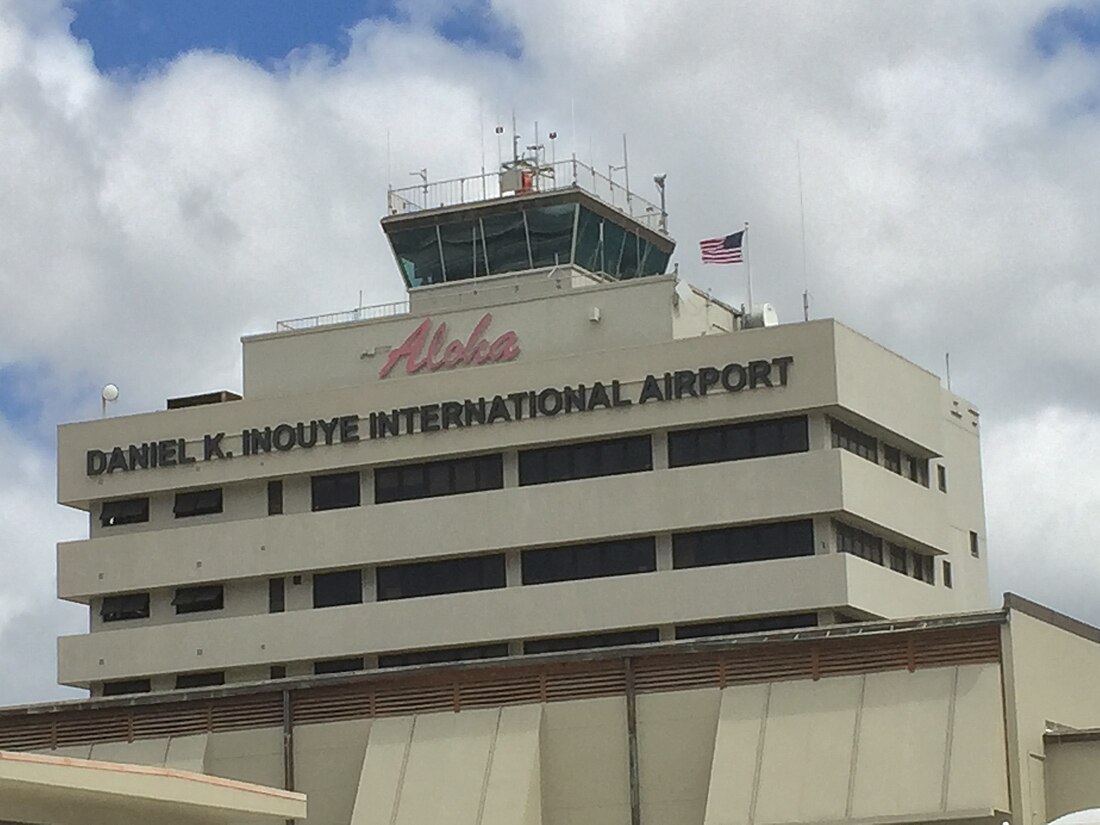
(625, 657, 642, 825)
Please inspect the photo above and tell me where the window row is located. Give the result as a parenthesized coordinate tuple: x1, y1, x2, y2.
(97, 418, 819, 527)
(99, 612, 819, 694)
(101, 519, 821, 623)
(668, 417, 808, 468)
(833, 520, 940, 586)
(100, 488, 222, 526)
(672, 520, 814, 569)
(101, 585, 223, 622)
(830, 418, 932, 489)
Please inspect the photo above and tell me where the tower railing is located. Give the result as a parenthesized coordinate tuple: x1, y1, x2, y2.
(386, 158, 666, 233)
(276, 299, 409, 331)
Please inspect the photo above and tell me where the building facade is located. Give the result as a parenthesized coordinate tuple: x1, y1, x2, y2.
(56, 166, 987, 695)
(15, 158, 1100, 825)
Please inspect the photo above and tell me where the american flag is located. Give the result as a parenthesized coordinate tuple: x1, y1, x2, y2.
(699, 230, 745, 264)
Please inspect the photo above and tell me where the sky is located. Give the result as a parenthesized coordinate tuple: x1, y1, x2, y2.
(2, 0, 1100, 706)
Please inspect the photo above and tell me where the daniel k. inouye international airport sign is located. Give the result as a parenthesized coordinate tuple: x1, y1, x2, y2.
(84, 313, 795, 476)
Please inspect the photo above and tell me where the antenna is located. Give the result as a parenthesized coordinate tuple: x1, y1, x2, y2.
(622, 134, 631, 209)
(479, 98, 486, 200)
(386, 129, 392, 190)
(511, 110, 520, 163)
(945, 352, 952, 390)
(653, 174, 667, 233)
(495, 124, 504, 170)
(570, 98, 576, 159)
(797, 139, 809, 319)
(410, 168, 427, 207)
(101, 384, 119, 418)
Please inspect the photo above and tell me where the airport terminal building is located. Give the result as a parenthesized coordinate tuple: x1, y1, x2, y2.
(4, 158, 1100, 825)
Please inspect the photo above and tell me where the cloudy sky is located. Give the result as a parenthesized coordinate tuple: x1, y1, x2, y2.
(2, 0, 1100, 705)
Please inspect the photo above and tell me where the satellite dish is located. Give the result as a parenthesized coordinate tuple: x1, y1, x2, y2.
(743, 303, 779, 329)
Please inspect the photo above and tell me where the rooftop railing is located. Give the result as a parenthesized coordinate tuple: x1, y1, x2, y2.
(387, 158, 667, 233)
(276, 299, 409, 332)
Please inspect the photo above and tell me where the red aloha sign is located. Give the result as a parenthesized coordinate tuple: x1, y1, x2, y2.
(378, 312, 520, 379)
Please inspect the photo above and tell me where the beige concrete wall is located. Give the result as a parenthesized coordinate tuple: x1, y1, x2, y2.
(61, 449, 845, 600)
(23, 660, 1013, 825)
(61, 319, 850, 506)
(296, 719, 372, 825)
(939, 390, 991, 609)
(1045, 740, 1100, 820)
(832, 322, 943, 452)
(203, 726, 284, 790)
(542, 696, 631, 825)
(704, 664, 1009, 824)
(349, 705, 542, 825)
(636, 688, 721, 825)
(1003, 609, 1100, 825)
(244, 273, 679, 399)
(62, 448, 957, 606)
(60, 554, 856, 685)
(57, 305, 989, 689)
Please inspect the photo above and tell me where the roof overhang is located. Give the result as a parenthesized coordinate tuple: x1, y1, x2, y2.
(0, 750, 305, 825)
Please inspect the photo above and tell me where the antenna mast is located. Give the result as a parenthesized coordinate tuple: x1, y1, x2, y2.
(797, 139, 809, 321)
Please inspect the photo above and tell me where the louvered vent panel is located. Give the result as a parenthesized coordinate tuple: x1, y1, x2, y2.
(456, 675, 543, 709)
(209, 696, 283, 732)
(634, 656, 722, 693)
(54, 714, 130, 748)
(0, 622, 1007, 747)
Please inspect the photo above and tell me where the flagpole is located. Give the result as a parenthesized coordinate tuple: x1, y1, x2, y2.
(744, 221, 753, 311)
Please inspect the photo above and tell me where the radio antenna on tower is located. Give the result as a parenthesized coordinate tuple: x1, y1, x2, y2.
(797, 139, 810, 321)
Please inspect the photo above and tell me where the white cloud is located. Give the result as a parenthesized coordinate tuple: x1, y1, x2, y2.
(2, 0, 1100, 702)
(0, 416, 85, 704)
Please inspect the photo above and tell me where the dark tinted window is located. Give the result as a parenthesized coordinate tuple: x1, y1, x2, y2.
(389, 225, 445, 288)
(519, 436, 651, 485)
(937, 465, 947, 493)
(907, 455, 930, 487)
(269, 578, 285, 613)
(888, 543, 908, 573)
(378, 644, 510, 669)
(101, 592, 150, 622)
(524, 629, 659, 655)
(175, 671, 225, 690)
(375, 454, 503, 503)
(883, 445, 902, 474)
(942, 560, 953, 588)
(173, 488, 222, 518)
(100, 497, 149, 527)
(313, 570, 362, 608)
(268, 480, 284, 515)
(668, 417, 808, 467)
(314, 657, 364, 675)
(172, 585, 224, 614)
(673, 520, 814, 569)
(522, 537, 656, 585)
(831, 419, 878, 462)
(102, 679, 151, 696)
(378, 555, 505, 601)
(834, 521, 883, 565)
(914, 553, 935, 584)
(270, 665, 287, 679)
(970, 530, 980, 558)
(675, 613, 816, 640)
(311, 472, 360, 511)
